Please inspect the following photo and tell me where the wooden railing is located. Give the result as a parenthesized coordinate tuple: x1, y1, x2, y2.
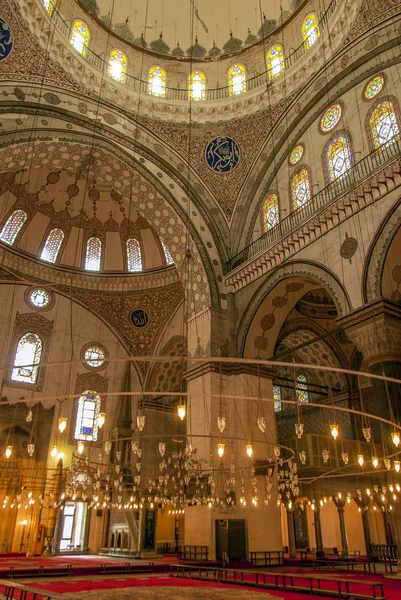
(0, 579, 78, 600)
(250, 550, 284, 566)
(226, 136, 401, 274)
(44, 0, 340, 101)
(178, 545, 209, 562)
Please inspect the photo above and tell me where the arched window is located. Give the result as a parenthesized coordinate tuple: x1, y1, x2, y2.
(296, 374, 309, 404)
(273, 385, 282, 412)
(70, 20, 90, 56)
(85, 237, 101, 271)
(74, 390, 101, 442)
(160, 238, 174, 265)
(189, 71, 206, 101)
(326, 133, 353, 182)
(148, 66, 167, 97)
(126, 238, 142, 272)
(228, 64, 246, 96)
(0, 210, 27, 245)
(108, 49, 127, 82)
(266, 45, 284, 80)
(302, 14, 320, 49)
(11, 333, 43, 384)
(41, 228, 64, 263)
(291, 168, 311, 209)
(369, 99, 400, 149)
(43, 0, 53, 14)
(262, 194, 279, 232)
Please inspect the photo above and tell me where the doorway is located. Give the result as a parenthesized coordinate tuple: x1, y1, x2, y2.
(215, 519, 246, 561)
(58, 502, 88, 552)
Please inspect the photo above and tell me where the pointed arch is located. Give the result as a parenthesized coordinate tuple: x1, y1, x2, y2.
(126, 238, 143, 272)
(74, 390, 101, 442)
(227, 64, 247, 96)
(261, 193, 279, 232)
(109, 49, 127, 82)
(296, 373, 309, 403)
(160, 238, 174, 266)
(40, 228, 64, 263)
(266, 45, 285, 80)
(325, 131, 353, 183)
(291, 167, 312, 209)
(189, 71, 206, 101)
(85, 237, 102, 271)
(70, 20, 90, 56)
(11, 333, 43, 385)
(302, 14, 320, 49)
(0, 210, 27, 245)
(368, 97, 400, 149)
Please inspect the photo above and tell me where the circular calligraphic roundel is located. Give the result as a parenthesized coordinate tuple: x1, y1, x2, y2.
(130, 308, 150, 328)
(0, 19, 13, 62)
(205, 137, 240, 173)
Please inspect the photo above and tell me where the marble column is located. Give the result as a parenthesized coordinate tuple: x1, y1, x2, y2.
(333, 498, 349, 558)
(354, 497, 372, 554)
(286, 507, 297, 558)
(313, 506, 325, 559)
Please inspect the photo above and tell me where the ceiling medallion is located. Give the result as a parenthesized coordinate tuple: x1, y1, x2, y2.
(205, 137, 240, 173)
(130, 308, 150, 329)
(340, 232, 358, 263)
(0, 19, 13, 62)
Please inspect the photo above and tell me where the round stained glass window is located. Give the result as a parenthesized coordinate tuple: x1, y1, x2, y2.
(320, 103, 342, 132)
(84, 345, 106, 369)
(30, 288, 51, 308)
(289, 144, 304, 165)
(364, 75, 384, 99)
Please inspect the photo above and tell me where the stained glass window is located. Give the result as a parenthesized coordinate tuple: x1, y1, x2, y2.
(126, 238, 142, 272)
(326, 133, 353, 182)
(30, 288, 51, 309)
(108, 49, 127, 82)
(291, 168, 311, 209)
(43, 0, 53, 14)
(40, 228, 64, 263)
(320, 104, 342, 132)
(70, 21, 90, 56)
(364, 75, 384, 100)
(84, 346, 105, 369)
(0, 210, 27, 245)
(160, 238, 174, 265)
(296, 374, 309, 404)
(273, 385, 282, 412)
(85, 237, 101, 271)
(262, 194, 279, 232)
(289, 145, 304, 165)
(228, 64, 246, 96)
(302, 14, 320, 49)
(189, 71, 206, 101)
(266, 45, 285, 80)
(11, 333, 43, 384)
(369, 99, 400, 148)
(74, 390, 101, 441)
(148, 66, 166, 97)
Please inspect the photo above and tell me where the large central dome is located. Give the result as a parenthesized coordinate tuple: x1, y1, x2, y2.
(82, 0, 295, 56)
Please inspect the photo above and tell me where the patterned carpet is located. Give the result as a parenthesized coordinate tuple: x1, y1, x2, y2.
(72, 588, 281, 599)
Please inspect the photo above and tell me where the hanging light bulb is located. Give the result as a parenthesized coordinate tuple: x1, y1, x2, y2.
(330, 424, 339, 440)
(217, 416, 226, 433)
(27, 443, 35, 456)
(299, 450, 307, 465)
(372, 456, 379, 468)
(159, 442, 166, 457)
(217, 443, 225, 458)
(177, 404, 186, 420)
(77, 441, 85, 455)
(5, 446, 12, 459)
(295, 423, 304, 439)
(137, 415, 145, 431)
(273, 446, 281, 459)
(98, 413, 106, 428)
(392, 431, 400, 447)
(58, 417, 68, 433)
(104, 440, 112, 454)
(394, 460, 401, 473)
(384, 458, 391, 470)
(357, 454, 365, 467)
(116, 450, 122, 461)
(322, 449, 330, 463)
(131, 440, 139, 454)
(257, 417, 266, 433)
(246, 444, 253, 458)
(50, 445, 57, 458)
(362, 427, 372, 443)
(26, 409, 33, 423)
(341, 452, 349, 465)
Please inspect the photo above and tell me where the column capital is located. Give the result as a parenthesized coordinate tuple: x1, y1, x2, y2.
(338, 300, 401, 368)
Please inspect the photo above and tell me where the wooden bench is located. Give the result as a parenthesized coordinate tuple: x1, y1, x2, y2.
(7, 564, 73, 579)
(250, 551, 284, 567)
(99, 562, 154, 575)
(170, 565, 387, 600)
(0, 578, 73, 600)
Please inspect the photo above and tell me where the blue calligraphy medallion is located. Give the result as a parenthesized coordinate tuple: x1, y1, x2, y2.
(205, 137, 240, 173)
(0, 18, 12, 62)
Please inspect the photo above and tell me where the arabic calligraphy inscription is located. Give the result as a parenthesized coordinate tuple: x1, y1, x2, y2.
(205, 137, 240, 173)
(0, 19, 12, 62)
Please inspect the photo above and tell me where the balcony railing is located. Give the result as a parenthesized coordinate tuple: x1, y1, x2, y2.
(44, 0, 340, 102)
(225, 136, 401, 274)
